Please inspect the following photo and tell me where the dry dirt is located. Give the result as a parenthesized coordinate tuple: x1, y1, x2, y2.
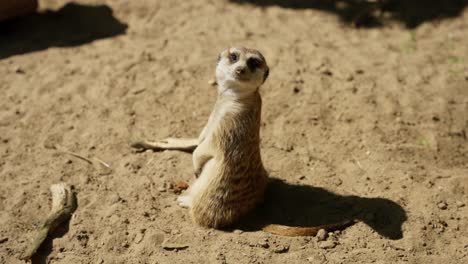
(1, 0, 468, 263)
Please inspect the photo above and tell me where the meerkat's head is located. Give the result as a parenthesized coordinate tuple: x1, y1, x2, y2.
(215, 47, 269, 96)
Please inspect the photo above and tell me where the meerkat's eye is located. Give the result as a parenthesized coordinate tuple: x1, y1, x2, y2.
(247, 58, 261, 71)
(229, 52, 238, 63)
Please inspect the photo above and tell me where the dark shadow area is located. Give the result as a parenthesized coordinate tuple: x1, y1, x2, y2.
(239, 177, 407, 239)
(0, 3, 127, 60)
(30, 218, 72, 264)
(230, 0, 468, 28)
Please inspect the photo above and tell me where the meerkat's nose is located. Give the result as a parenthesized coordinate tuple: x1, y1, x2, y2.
(235, 66, 246, 75)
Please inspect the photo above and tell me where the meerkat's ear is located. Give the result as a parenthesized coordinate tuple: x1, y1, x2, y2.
(217, 48, 230, 64)
(263, 67, 269, 83)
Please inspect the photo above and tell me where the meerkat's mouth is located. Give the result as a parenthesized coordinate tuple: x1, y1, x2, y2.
(233, 73, 250, 82)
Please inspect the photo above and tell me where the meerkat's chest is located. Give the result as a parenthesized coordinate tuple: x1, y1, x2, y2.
(204, 101, 241, 139)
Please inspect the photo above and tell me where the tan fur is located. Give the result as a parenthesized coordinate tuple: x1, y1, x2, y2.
(189, 92, 268, 228)
(182, 46, 270, 228)
(132, 47, 353, 235)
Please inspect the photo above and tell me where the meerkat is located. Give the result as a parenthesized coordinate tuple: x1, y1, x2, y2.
(132, 47, 353, 236)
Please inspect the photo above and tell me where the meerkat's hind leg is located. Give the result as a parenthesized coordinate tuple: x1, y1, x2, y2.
(131, 138, 199, 152)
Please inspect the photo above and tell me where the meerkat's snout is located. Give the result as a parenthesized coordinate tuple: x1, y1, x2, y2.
(216, 47, 269, 94)
(234, 65, 247, 77)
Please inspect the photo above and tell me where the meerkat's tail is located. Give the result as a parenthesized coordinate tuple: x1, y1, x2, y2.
(261, 219, 356, 237)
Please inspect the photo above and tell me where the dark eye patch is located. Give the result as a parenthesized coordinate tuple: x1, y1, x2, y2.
(229, 52, 239, 63)
(247, 58, 262, 71)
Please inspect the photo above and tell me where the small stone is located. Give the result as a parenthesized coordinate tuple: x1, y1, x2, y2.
(456, 201, 465, 208)
(162, 242, 189, 250)
(334, 178, 343, 186)
(272, 244, 289, 253)
(293, 86, 301, 93)
(173, 180, 189, 194)
(15, 67, 25, 74)
(0, 237, 8, 244)
(208, 79, 217, 86)
(258, 239, 269, 248)
(134, 232, 144, 244)
(108, 194, 121, 204)
(319, 240, 337, 249)
(321, 69, 333, 76)
(437, 202, 448, 210)
(233, 229, 243, 234)
(316, 229, 327, 242)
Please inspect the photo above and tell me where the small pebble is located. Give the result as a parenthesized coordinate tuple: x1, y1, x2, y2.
(108, 194, 121, 204)
(134, 232, 144, 244)
(319, 240, 337, 249)
(334, 178, 343, 186)
(162, 242, 189, 250)
(15, 67, 25, 74)
(273, 245, 289, 253)
(0, 237, 8, 244)
(321, 69, 333, 76)
(258, 239, 269, 248)
(316, 229, 327, 242)
(456, 201, 465, 208)
(437, 202, 448, 210)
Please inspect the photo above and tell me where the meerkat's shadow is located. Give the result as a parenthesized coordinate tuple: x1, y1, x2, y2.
(239, 177, 407, 240)
(0, 3, 127, 59)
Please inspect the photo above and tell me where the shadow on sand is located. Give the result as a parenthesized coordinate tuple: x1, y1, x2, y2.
(30, 222, 72, 264)
(239, 177, 407, 239)
(230, 0, 468, 28)
(0, 3, 127, 60)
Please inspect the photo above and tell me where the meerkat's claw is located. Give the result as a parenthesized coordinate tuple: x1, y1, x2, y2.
(177, 195, 192, 208)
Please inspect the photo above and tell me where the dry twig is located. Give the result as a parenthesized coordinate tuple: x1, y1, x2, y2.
(21, 183, 77, 260)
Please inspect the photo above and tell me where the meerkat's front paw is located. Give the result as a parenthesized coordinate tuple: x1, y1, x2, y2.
(177, 195, 192, 208)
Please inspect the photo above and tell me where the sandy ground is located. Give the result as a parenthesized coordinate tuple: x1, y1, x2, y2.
(1, 0, 468, 263)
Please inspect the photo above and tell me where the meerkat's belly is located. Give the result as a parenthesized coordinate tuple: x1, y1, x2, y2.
(189, 161, 267, 228)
